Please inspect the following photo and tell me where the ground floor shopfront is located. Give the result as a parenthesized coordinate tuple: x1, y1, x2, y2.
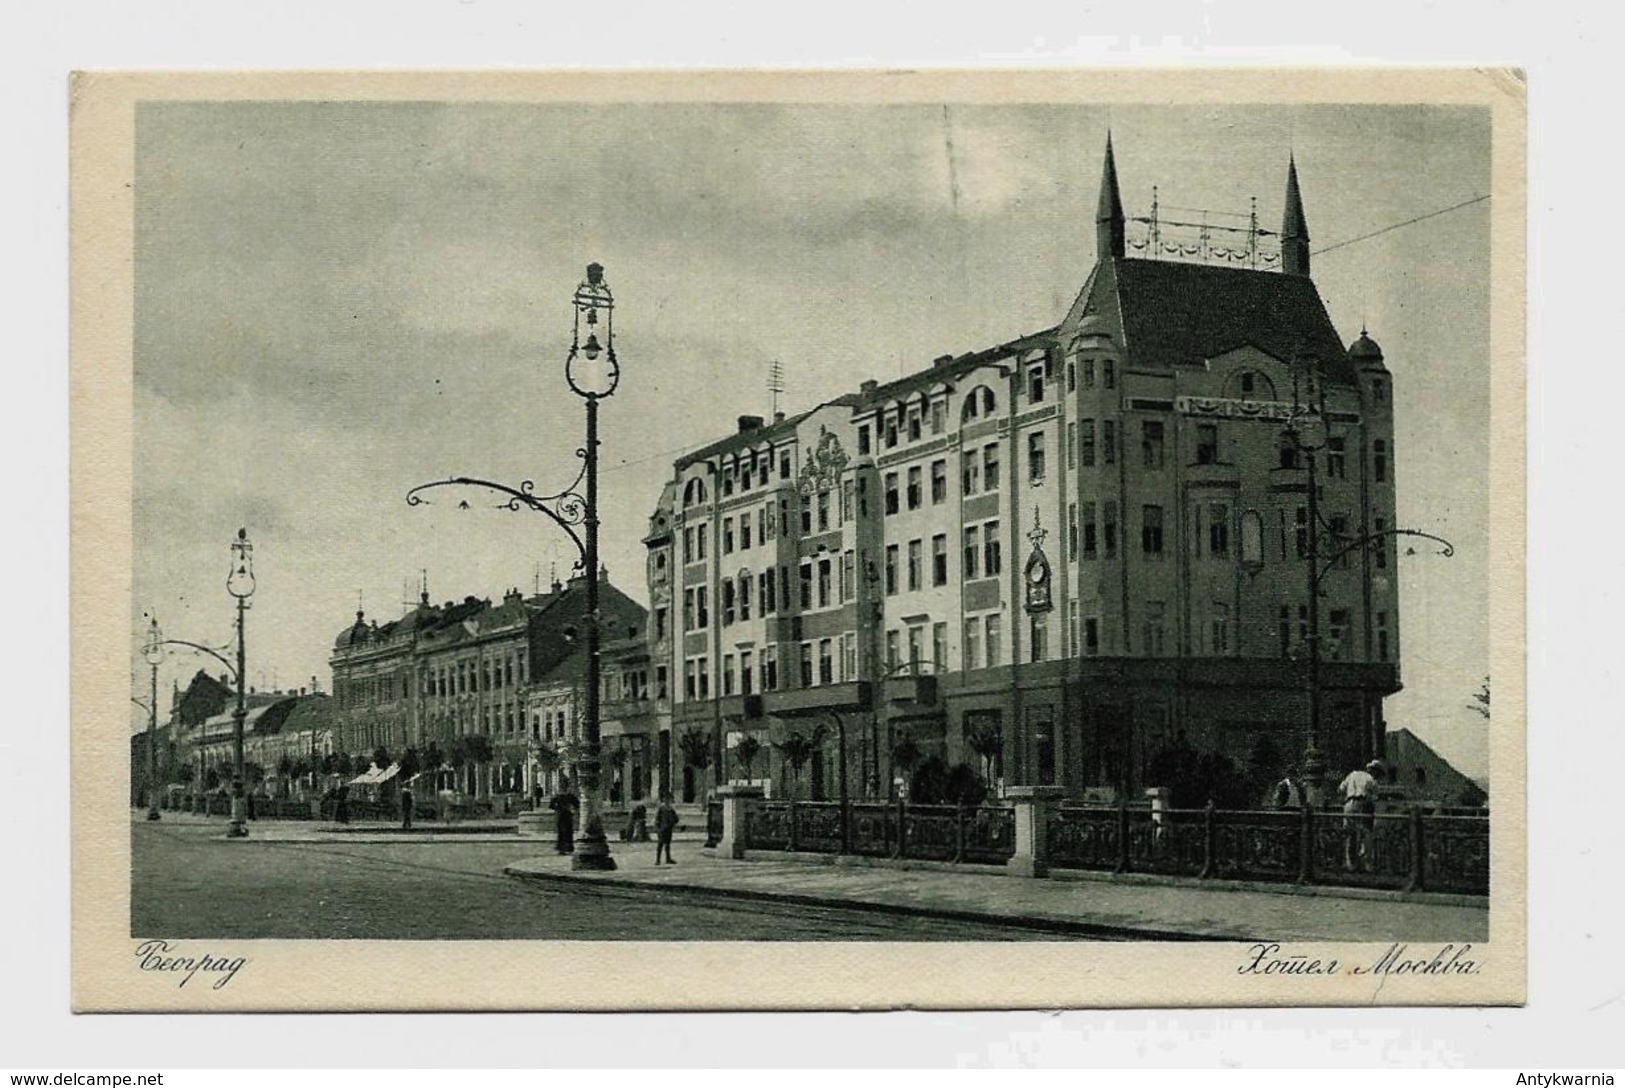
(667, 657, 1399, 807)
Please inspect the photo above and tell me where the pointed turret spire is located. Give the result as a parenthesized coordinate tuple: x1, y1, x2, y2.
(1096, 132, 1125, 260)
(1282, 153, 1311, 276)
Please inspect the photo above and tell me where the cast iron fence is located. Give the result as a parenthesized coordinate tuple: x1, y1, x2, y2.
(1046, 803, 1488, 895)
(742, 799, 1016, 865)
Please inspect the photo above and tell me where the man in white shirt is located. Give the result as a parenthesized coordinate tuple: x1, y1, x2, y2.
(1339, 761, 1382, 871)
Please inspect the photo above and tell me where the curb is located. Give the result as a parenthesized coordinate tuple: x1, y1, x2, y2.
(502, 864, 1219, 941)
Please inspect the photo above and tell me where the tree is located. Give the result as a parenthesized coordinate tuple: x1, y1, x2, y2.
(908, 756, 984, 806)
(464, 734, 494, 766)
(944, 762, 988, 808)
(965, 721, 1004, 788)
(775, 728, 822, 799)
(276, 754, 294, 779)
(398, 747, 422, 783)
(372, 745, 391, 770)
(734, 734, 762, 781)
(534, 743, 560, 774)
(1467, 677, 1490, 721)
(242, 761, 265, 787)
(677, 729, 711, 771)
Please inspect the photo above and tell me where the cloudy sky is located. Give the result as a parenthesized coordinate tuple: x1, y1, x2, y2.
(131, 100, 1490, 777)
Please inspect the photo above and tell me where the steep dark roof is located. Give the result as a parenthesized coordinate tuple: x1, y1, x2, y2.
(860, 327, 1058, 407)
(280, 693, 334, 736)
(1075, 257, 1356, 385)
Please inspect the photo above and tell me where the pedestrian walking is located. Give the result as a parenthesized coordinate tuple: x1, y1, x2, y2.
(551, 777, 578, 855)
(400, 782, 414, 830)
(654, 792, 679, 865)
(1339, 760, 1381, 871)
(1272, 775, 1303, 809)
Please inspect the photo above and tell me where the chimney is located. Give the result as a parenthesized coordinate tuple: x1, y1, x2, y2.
(773, 411, 785, 423)
(860, 379, 878, 396)
(737, 415, 765, 433)
(933, 354, 954, 368)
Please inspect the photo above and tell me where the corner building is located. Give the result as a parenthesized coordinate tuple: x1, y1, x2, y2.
(650, 138, 1401, 803)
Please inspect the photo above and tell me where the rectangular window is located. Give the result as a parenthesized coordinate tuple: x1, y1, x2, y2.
(1104, 501, 1118, 559)
(907, 538, 922, 592)
(906, 466, 922, 510)
(697, 586, 709, 628)
(984, 520, 1002, 576)
(1104, 360, 1116, 388)
(1142, 601, 1166, 656)
(723, 517, 735, 554)
(840, 633, 856, 679)
(907, 625, 925, 669)
(1208, 503, 1230, 557)
(1084, 616, 1100, 656)
(984, 443, 1001, 490)
(965, 620, 981, 670)
(740, 650, 754, 695)
(858, 425, 871, 455)
(1028, 432, 1047, 484)
(764, 646, 778, 691)
(1141, 505, 1164, 555)
(760, 505, 771, 541)
(985, 614, 1002, 665)
(962, 452, 980, 495)
(1373, 518, 1388, 569)
(1081, 419, 1096, 466)
(721, 581, 735, 626)
(819, 639, 834, 684)
(800, 494, 812, 535)
(683, 588, 694, 632)
(930, 459, 948, 504)
(683, 526, 694, 563)
(886, 630, 901, 671)
(1067, 421, 1078, 468)
(1068, 502, 1079, 561)
(842, 550, 856, 601)
(817, 557, 832, 609)
(1103, 420, 1117, 465)
(1066, 359, 1076, 393)
(697, 524, 708, 560)
(1328, 609, 1350, 660)
(798, 562, 813, 610)
(1374, 439, 1388, 483)
(722, 654, 735, 696)
(838, 479, 852, 523)
(1142, 421, 1165, 468)
(931, 400, 946, 435)
(1377, 612, 1390, 662)
(1295, 507, 1309, 559)
(884, 544, 899, 595)
(655, 606, 668, 638)
(1029, 616, 1047, 662)
(697, 656, 709, 699)
(781, 451, 791, 479)
(739, 575, 752, 621)
(800, 643, 814, 687)
(1330, 515, 1351, 568)
(932, 622, 948, 671)
(760, 571, 775, 614)
(1028, 365, 1045, 403)
(907, 408, 922, 443)
(1210, 603, 1230, 655)
(884, 472, 900, 516)
(684, 660, 696, 700)
(1328, 436, 1347, 479)
(1196, 423, 1219, 465)
(1082, 502, 1098, 559)
(740, 517, 751, 551)
(963, 527, 979, 580)
(884, 417, 898, 449)
(817, 489, 830, 532)
(1082, 357, 1096, 389)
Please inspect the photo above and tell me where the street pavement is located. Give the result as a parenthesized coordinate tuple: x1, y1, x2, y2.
(130, 815, 1084, 940)
(506, 845, 1491, 943)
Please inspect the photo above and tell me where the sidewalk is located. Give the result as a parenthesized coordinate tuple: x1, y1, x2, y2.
(504, 847, 1489, 942)
(141, 810, 710, 845)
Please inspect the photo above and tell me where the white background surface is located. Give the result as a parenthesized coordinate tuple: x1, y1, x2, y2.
(3, 0, 1616, 1069)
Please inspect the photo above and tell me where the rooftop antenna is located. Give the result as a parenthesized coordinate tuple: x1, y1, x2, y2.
(534, 563, 542, 596)
(356, 588, 364, 615)
(766, 360, 786, 417)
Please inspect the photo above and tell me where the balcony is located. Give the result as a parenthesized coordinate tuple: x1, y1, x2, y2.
(763, 681, 873, 718)
(1184, 458, 1241, 490)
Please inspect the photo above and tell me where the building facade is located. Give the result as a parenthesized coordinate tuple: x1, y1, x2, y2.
(649, 139, 1402, 805)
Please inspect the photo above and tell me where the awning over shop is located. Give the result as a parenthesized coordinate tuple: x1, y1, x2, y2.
(347, 762, 401, 785)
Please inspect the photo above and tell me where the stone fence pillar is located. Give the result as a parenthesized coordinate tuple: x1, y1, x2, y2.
(717, 784, 765, 860)
(1006, 785, 1064, 878)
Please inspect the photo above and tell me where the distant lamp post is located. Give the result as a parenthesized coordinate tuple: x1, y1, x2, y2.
(226, 527, 256, 838)
(141, 616, 165, 820)
(408, 263, 621, 871)
(1284, 352, 1453, 803)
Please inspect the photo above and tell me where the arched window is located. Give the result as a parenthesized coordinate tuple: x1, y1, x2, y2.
(683, 478, 708, 508)
(962, 384, 998, 423)
(982, 387, 996, 415)
(961, 395, 979, 423)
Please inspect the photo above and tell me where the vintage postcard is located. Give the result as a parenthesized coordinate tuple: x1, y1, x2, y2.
(70, 68, 1525, 1010)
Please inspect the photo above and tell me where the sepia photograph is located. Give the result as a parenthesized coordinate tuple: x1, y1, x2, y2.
(69, 69, 1525, 1010)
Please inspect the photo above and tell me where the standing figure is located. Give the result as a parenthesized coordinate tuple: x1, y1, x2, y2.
(550, 777, 578, 855)
(1339, 760, 1381, 871)
(654, 793, 679, 865)
(400, 782, 414, 830)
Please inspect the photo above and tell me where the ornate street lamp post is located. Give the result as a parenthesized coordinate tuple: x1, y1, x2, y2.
(408, 263, 621, 871)
(141, 617, 165, 820)
(226, 528, 256, 838)
(1284, 353, 1454, 804)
